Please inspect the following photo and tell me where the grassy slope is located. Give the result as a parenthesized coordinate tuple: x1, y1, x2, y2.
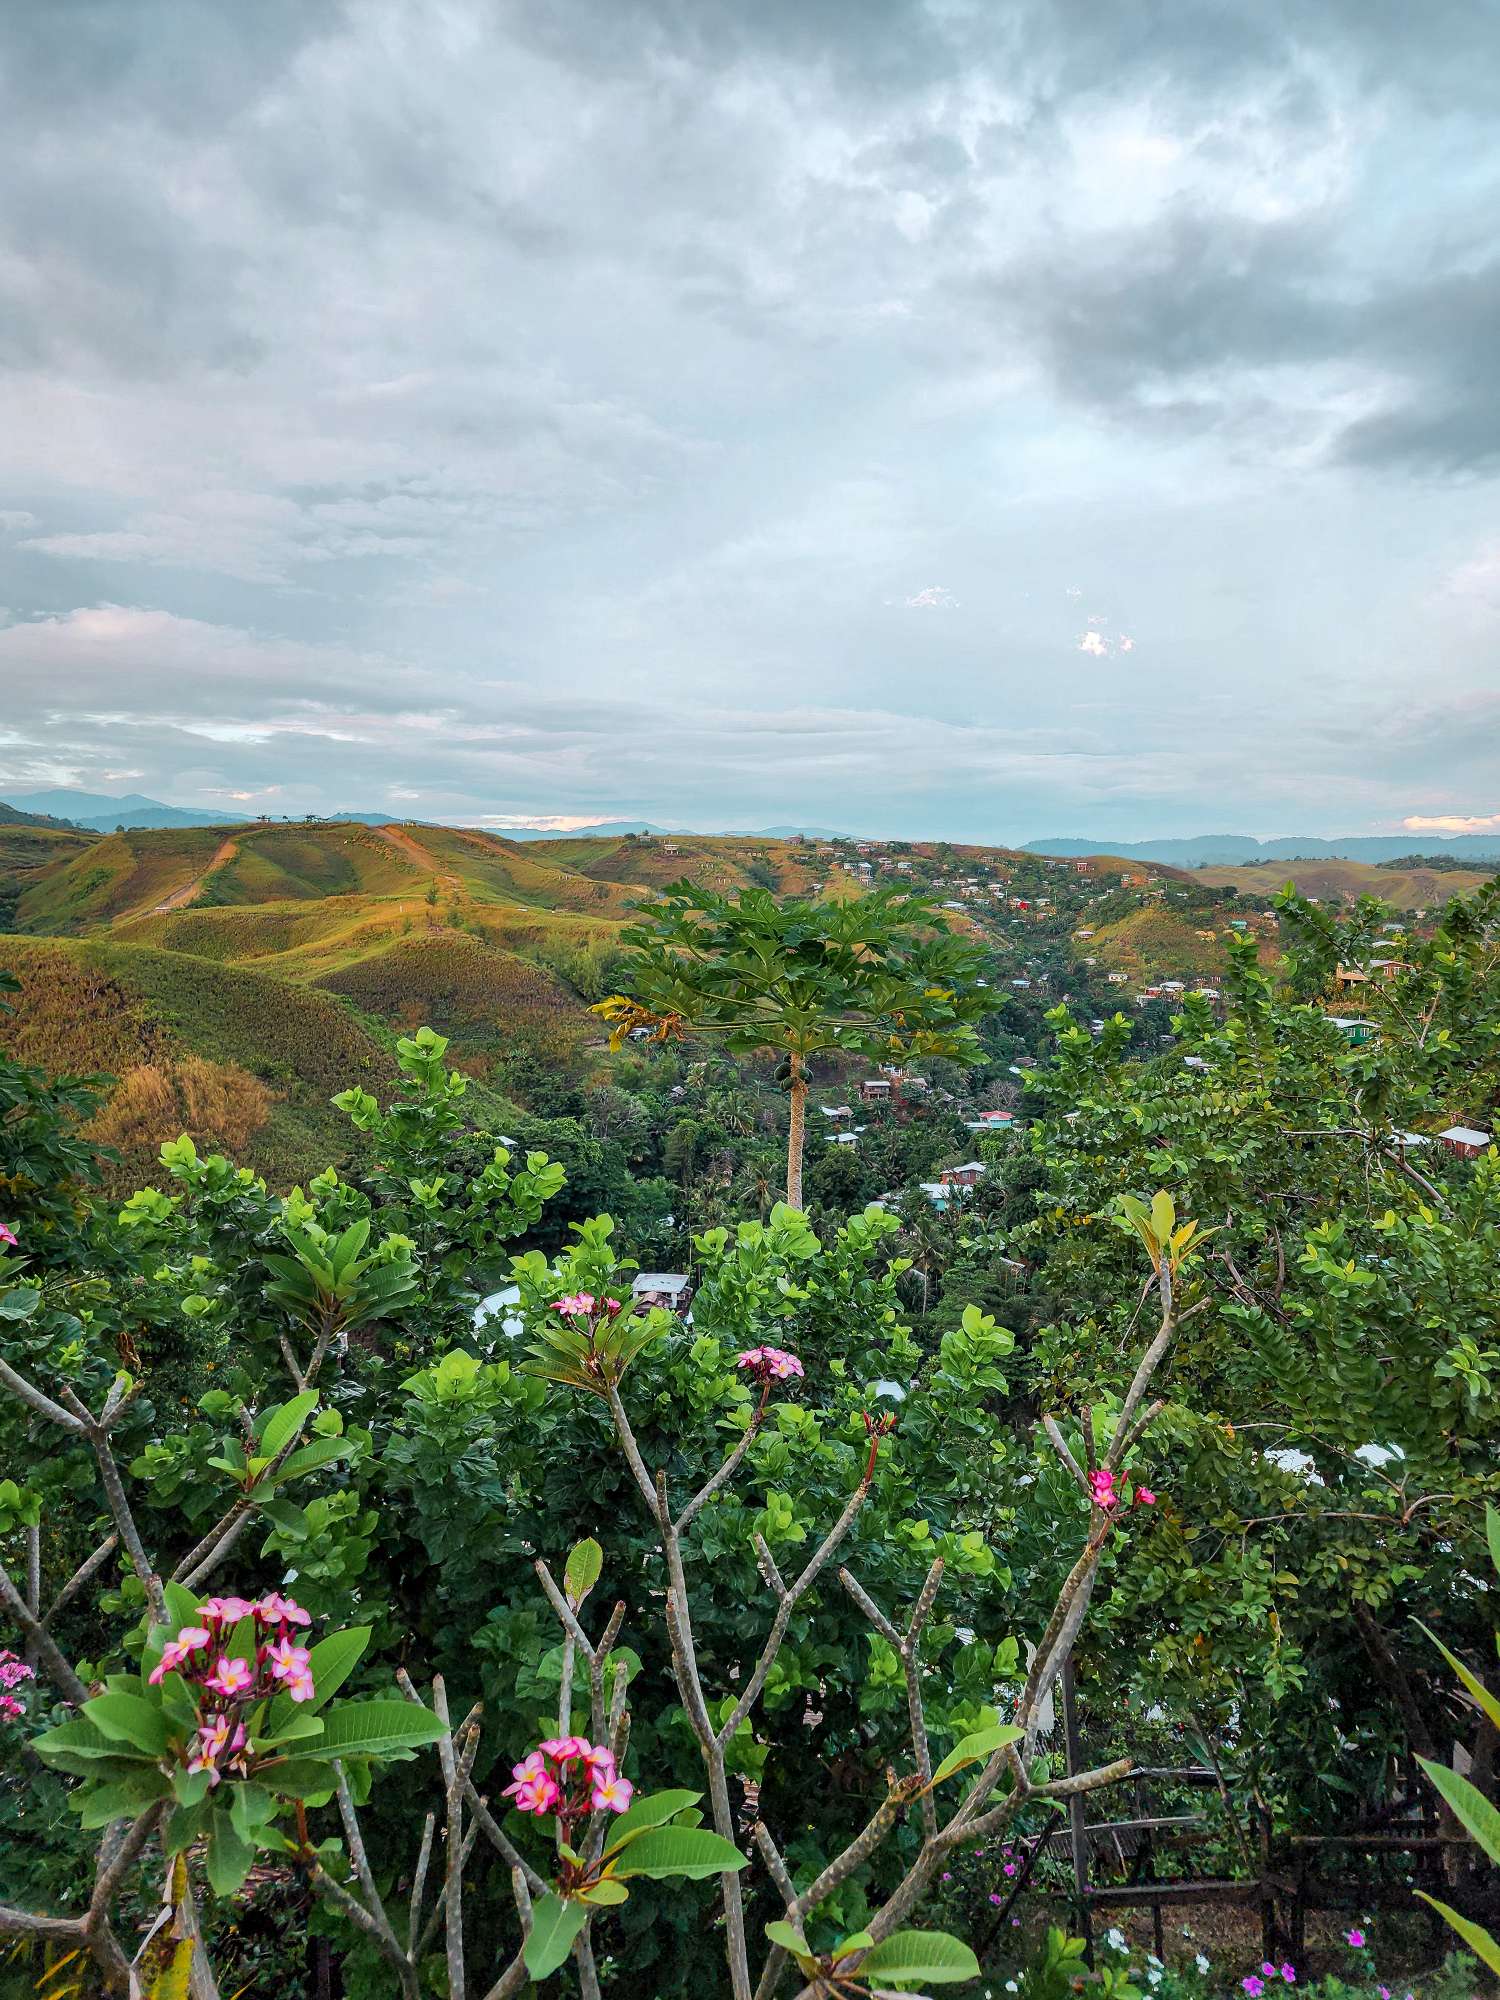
(0, 935, 393, 1188)
(1195, 860, 1493, 909)
(1084, 907, 1234, 982)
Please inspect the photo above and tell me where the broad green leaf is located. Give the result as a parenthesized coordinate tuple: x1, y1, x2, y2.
(1418, 1757, 1500, 1866)
(270, 1437, 350, 1484)
(1415, 1895, 1500, 1980)
(1416, 1623, 1500, 1734)
(577, 1876, 629, 1906)
(930, 1722, 1022, 1786)
(523, 1893, 589, 1979)
(257, 1756, 338, 1804)
(78, 1771, 169, 1827)
(206, 1808, 255, 1896)
(833, 1930, 875, 1960)
(1488, 1504, 1500, 1586)
(82, 1691, 169, 1756)
(565, 1537, 603, 1608)
(302, 1626, 371, 1712)
(611, 1826, 748, 1880)
(258, 1390, 319, 1463)
(165, 1796, 214, 1855)
(601, 1788, 702, 1855)
(856, 1930, 983, 1985)
(305, 1698, 446, 1760)
(764, 1920, 813, 1961)
(33, 1714, 150, 1773)
(254, 1710, 326, 1751)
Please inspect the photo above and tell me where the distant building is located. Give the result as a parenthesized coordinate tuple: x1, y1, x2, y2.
(859, 1077, 894, 1103)
(631, 1273, 693, 1312)
(1327, 1016, 1377, 1046)
(1439, 1125, 1492, 1159)
(941, 1161, 987, 1188)
(819, 1104, 853, 1121)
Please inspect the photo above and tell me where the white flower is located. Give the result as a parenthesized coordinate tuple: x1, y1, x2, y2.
(1005, 1983, 1019, 1994)
(1106, 1929, 1128, 1953)
(1196, 1954, 1212, 1975)
(1148, 1972, 1163, 1989)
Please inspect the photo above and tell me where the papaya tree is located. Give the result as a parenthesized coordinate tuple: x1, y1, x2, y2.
(594, 886, 995, 1206)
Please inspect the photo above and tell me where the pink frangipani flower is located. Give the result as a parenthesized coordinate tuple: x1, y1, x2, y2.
(553, 1293, 596, 1317)
(1135, 1486, 1157, 1506)
(1088, 1467, 1117, 1509)
(200, 1595, 257, 1625)
(591, 1773, 634, 1812)
(203, 1655, 255, 1699)
(1345, 1930, 1365, 1950)
(0, 1224, 17, 1248)
(0, 1694, 24, 1721)
(0, 1651, 36, 1692)
(149, 1626, 213, 1684)
(736, 1345, 805, 1382)
(256, 1592, 311, 1628)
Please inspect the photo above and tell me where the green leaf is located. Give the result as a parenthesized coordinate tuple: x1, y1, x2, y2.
(257, 1757, 338, 1804)
(305, 1698, 446, 1760)
(1488, 1504, 1500, 1586)
(1416, 1623, 1500, 1735)
(930, 1722, 1023, 1786)
(165, 1796, 214, 1855)
(270, 1438, 350, 1484)
(206, 1807, 255, 1896)
(303, 1626, 371, 1711)
(33, 1714, 150, 1773)
(1415, 1895, 1500, 1980)
(78, 1771, 170, 1826)
(833, 1931, 875, 1960)
(611, 1826, 748, 1880)
(601, 1789, 703, 1856)
(523, 1893, 589, 1979)
(258, 1390, 319, 1462)
(82, 1691, 169, 1756)
(764, 1920, 813, 1961)
(578, 1876, 629, 1906)
(254, 1710, 326, 1751)
(565, 1537, 604, 1608)
(856, 1930, 983, 1986)
(1418, 1757, 1500, 1866)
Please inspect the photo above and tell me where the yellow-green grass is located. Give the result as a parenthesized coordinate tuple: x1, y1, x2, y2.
(312, 931, 590, 1066)
(1194, 859, 1493, 910)
(1084, 907, 1242, 983)
(15, 826, 235, 931)
(1, 934, 395, 1189)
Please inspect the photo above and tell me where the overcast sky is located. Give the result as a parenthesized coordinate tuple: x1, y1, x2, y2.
(2, 0, 1499, 841)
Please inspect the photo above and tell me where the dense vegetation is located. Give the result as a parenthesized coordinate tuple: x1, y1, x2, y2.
(1, 844, 1498, 1998)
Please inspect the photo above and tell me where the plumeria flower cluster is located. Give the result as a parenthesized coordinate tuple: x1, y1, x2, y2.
(735, 1345, 804, 1384)
(502, 1735, 633, 1828)
(149, 1592, 316, 1788)
(0, 1648, 36, 1721)
(1088, 1466, 1158, 1514)
(552, 1293, 623, 1321)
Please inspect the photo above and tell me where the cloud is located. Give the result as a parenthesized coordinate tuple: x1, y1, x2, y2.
(1403, 813, 1500, 834)
(1077, 631, 1108, 657)
(0, 2, 1497, 836)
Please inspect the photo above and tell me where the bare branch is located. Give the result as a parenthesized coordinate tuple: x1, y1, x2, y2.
(0, 1555, 89, 1704)
(43, 1532, 117, 1627)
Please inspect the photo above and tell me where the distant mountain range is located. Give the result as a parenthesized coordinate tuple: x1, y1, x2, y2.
(1026, 833, 1500, 865)
(2, 791, 850, 841)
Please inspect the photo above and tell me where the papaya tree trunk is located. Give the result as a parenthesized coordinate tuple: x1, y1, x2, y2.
(786, 1051, 807, 1208)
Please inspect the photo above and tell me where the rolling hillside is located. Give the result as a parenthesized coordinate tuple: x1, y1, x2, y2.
(1194, 858, 1493, 910)
(0, 821, 760, 1185)
(0, 936, 395, 1188)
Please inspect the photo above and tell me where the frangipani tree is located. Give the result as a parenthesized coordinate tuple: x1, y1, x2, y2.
(595, 885, 996, 1207)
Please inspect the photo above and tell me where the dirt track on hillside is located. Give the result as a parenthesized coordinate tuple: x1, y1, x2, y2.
(146, 836, 239, 915)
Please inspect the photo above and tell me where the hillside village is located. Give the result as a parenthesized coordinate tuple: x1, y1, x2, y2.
(0, 807, 1491, 1261)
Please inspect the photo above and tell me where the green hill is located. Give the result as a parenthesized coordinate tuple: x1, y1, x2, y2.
(0, 935, 394, 1189)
